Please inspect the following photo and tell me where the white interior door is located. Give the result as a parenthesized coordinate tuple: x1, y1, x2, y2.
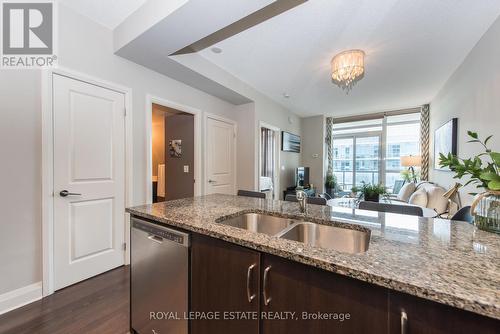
(53, 74, 126, 290)
(206, 117, 235, 195)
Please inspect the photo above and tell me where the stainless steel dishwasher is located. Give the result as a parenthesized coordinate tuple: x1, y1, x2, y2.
(131, 216, 189, 334)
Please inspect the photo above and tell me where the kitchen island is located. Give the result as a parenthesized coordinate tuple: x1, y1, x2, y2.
(127, 194, 500, 333)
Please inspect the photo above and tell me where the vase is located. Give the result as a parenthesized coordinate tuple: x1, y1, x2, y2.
(364, 194, 379, 202)
(325, 187, 335, 198)
(473, 193, 500, 234)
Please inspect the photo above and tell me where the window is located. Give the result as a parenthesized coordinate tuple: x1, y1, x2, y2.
(385, 113, 420, 192)
(330, 113, 420, 194)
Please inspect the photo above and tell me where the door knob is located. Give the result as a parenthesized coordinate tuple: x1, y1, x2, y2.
(208, 179, 216, 183)
(59, 190, 82, 197)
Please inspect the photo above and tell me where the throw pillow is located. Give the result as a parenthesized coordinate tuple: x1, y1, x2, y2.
(397, 182, 416, 202)
(408, 188, 428, 208)
(426, 187, 448, 213)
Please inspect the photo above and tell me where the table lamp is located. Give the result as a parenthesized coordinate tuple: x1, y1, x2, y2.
(400, 155, 421, 183)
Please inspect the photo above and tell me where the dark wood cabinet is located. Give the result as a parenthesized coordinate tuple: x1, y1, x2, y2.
(260, 254, 389, 334)
(191, 234, 260, 334)
(190, 233, 499, 334)
(389, 290, 499, 334)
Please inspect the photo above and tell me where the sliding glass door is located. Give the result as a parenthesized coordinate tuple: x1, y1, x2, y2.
(333, 133, 381, 192)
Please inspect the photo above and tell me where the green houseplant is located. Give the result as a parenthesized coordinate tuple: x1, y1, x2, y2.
(325, 173, 337, 198)
(359, 182, 387, 202)
(439, 131, 500, 233)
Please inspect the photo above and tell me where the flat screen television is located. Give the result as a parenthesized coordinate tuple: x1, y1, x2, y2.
(296, 167, 310, 187)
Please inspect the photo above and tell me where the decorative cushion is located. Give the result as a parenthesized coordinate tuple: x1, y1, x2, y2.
(397, 182, 416, 202)
(425, 186, 448, 213)
(408, 188, 428, 208)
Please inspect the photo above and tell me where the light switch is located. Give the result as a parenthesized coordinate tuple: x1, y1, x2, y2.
(184, 165, 189, 173)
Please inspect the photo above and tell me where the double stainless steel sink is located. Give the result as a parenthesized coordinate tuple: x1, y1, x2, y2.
(218, 213, 370, 254)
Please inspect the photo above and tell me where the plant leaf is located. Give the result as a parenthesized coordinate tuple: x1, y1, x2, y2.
(488, 180, 500, 191)
(490, 152, 500, 166)
(484, 135, 493, 145)
(467, 131, 478, 139)
(480, 172, 500, 181)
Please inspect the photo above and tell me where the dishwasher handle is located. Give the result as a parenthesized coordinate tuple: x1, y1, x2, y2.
(132, 217, 189, 247)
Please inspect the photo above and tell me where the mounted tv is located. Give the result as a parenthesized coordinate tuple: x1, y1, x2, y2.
(282, 131, 301, 153)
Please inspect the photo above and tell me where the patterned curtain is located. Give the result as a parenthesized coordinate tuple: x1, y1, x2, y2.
(260, 128, 275, 179)
(325, 117, 334, 176)
(420, 104, 430, 181)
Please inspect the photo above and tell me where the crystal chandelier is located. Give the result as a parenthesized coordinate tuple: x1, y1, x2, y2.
(331, 49, 365, 93)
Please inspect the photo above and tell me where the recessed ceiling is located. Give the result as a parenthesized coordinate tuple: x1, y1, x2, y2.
(197, 0, 500, 117)
(59, 0, 148, 29)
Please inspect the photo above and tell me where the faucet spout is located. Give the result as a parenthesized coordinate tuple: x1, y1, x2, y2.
(296, 190, 308, 214)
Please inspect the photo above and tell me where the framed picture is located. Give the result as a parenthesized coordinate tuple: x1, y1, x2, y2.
(281, 131, 301, 153)
(169, 139, 182, 158)
(434, 118, 458, 170)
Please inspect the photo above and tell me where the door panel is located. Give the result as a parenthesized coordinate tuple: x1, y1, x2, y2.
(53, 74, 125, 290)
(70, 198, 114, 260)
(71, 92, 114, 181)
(354, 135, 380, 186)
(333, 134, 381, 191)
(261, 254, 388, 334)
(389, 291, 499, 334)
(206, 117, 235, 195)
(191, 234, 260, 334)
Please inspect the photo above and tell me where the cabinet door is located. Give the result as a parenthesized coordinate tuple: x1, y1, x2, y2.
(389, 291, 499, 334)
(261, 255, 388, 334)
(191, 234, 260, 334)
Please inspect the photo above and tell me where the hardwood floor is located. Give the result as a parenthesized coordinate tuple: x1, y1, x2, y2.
(0, 266, 129, 334)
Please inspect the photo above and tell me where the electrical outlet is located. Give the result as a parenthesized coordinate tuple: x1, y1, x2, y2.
(184, 165, 189, 173)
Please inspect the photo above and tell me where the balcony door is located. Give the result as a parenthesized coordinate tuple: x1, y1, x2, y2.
(333, 133, 381, 191)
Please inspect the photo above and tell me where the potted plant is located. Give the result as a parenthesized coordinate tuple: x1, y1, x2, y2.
(439, 131, 500, 234)
(325, 173, 337, 198)
(359, 182, 386, 202)
(350, 186, 360, 198)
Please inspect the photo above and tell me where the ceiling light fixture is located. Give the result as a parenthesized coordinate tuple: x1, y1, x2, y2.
(331, 49, 365, 93)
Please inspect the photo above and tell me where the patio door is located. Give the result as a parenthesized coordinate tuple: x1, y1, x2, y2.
(333, 133, 381, 192)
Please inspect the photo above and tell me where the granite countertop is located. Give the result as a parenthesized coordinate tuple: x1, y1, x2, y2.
(126, 194, 500, 320)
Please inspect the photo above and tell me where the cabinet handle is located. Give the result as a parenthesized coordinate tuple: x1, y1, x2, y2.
(263, 265, 272, 306)
(246, 264, 256, 303)
(401, 310, 408, 334)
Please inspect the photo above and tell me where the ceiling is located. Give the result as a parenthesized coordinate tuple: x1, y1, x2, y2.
(59, 0, 148, 29)
(195, 0, 500, 117)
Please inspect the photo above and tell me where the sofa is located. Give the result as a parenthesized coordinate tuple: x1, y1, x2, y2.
(391, 181, 458, 216)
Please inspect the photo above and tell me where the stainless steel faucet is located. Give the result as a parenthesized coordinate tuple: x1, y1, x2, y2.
(296, 190, 308, 214)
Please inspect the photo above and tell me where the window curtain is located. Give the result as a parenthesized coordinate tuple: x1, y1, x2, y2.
(325, 117, 334, 176)
(260, 128, 275, 180)
(420, 104, 430, 181)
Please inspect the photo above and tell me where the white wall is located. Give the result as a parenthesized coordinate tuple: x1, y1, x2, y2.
(0, 4, 294, 299)
(430, 15, 500, 205)
(301, 116, 325, 193)
(0, 70, 42, 295)
(235, 103, 256, 191)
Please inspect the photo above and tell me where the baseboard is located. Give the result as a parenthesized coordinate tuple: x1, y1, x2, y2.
(0, 282, 43, 315)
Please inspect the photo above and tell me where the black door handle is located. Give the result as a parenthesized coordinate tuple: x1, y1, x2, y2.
(59, 190, 82, 197)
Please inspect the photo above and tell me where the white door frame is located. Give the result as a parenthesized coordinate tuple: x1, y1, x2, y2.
(258, 121, 281, 200)
(145, 95, 202, 203)
(204, 113, 237, 195)
(41, 67, 133, 297)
